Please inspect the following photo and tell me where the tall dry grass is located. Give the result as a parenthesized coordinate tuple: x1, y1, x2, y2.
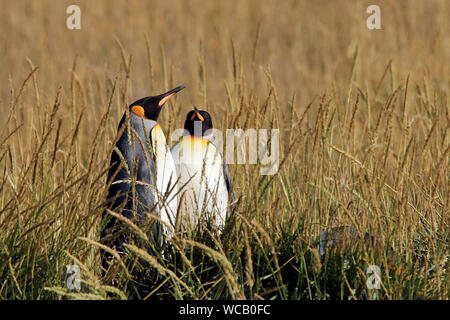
(0, 0, 448, 299)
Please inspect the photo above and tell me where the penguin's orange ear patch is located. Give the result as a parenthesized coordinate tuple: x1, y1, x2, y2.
(158, 93, 175, 106)
(131, 105, 146, 118)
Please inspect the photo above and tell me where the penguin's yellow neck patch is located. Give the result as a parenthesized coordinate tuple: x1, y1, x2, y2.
(151, 123, 167, 159)
(186, 135, 209, 146)
(131, 105, 147, 119)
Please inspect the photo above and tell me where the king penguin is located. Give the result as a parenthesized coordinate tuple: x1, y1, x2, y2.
(170, 108, 235, 233)
(102, 86, 184, 259)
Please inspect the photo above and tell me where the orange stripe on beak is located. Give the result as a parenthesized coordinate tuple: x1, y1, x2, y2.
(190, 112, 204, 121)
(158, 93, 175, 107)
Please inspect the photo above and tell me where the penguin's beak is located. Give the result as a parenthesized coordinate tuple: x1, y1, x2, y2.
(158, 85, 186, 107)
(191, 106, 204, 121)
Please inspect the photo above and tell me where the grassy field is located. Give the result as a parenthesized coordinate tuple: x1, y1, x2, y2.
(0, 0, 448, 300)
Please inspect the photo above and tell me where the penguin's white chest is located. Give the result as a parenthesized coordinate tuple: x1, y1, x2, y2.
(151, 124, 178, 229)
(171, 136, 228, 231)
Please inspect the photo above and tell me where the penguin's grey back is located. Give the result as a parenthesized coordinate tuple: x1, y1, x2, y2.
(106, 113, 158, 220)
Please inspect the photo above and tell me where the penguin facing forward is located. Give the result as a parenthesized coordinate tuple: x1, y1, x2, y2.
(102, 86, 184, 256)
(171, 107, 235, 233)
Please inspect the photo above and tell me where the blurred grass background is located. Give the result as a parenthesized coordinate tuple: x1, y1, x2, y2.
(0, 0, 448, 299)
(2, 0, 449, 106)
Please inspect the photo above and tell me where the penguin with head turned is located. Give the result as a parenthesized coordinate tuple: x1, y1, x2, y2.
(171, 107, 235, 233)
(101, 86, 184, 272)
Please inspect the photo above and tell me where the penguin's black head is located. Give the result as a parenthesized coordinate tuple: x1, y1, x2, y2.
(129, 86, 185, 121)
(184, 107, 213, 137)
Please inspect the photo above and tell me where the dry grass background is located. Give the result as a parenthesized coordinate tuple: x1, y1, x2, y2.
(0, 0, 448, 299)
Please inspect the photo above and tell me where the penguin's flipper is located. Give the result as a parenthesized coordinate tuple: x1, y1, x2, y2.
(223, 161, 234, 200)
(206, 143, 235, 215)
(222, 154, 236, 213)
